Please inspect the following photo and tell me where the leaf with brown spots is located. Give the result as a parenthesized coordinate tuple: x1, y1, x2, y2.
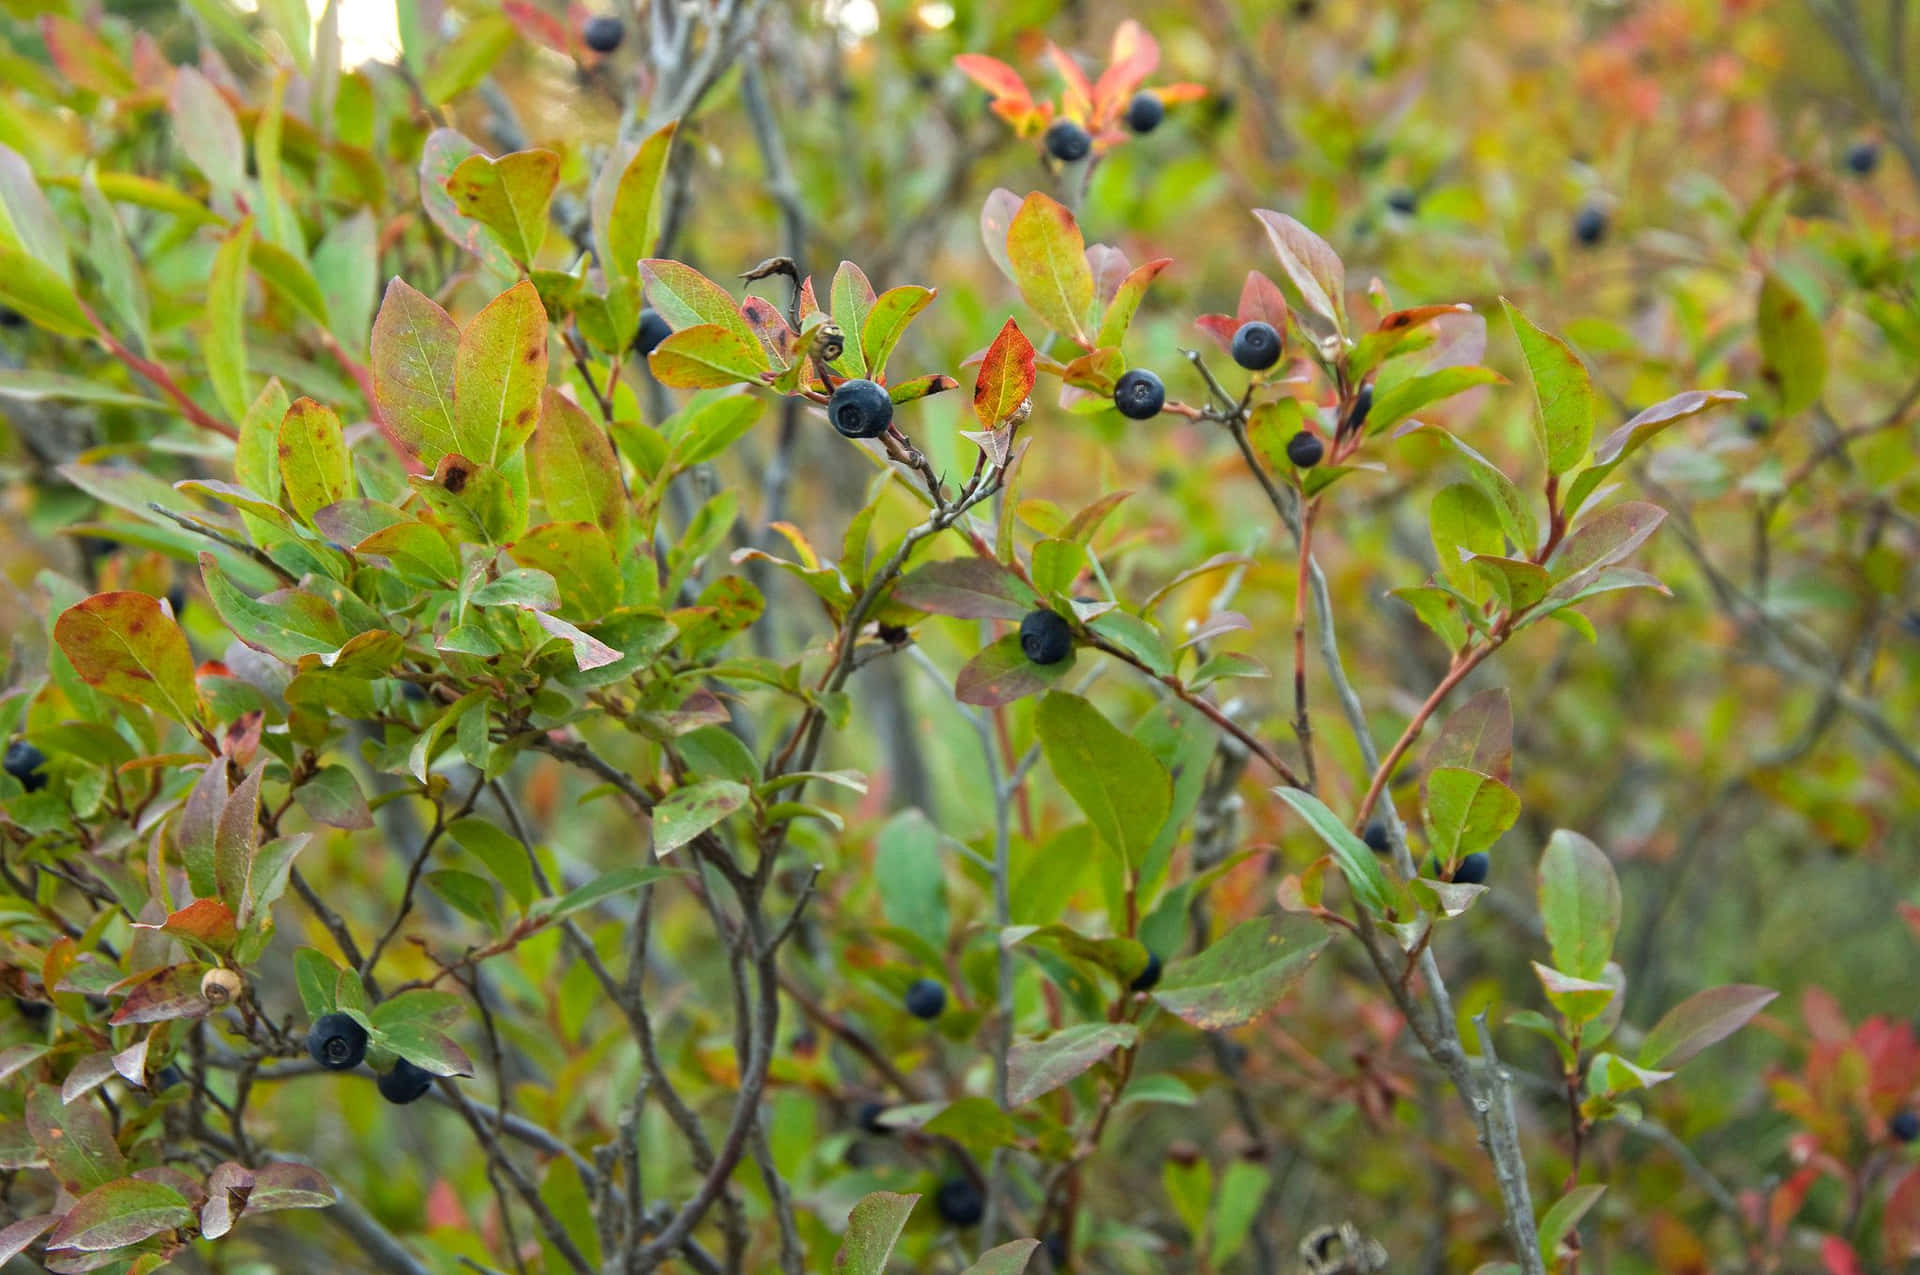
(1150, 913, 1330, 1030)
(453, 279, 548, 467)
(529, 389, 627, 543)
(53, 592, 201, 728)
(370, 278, 460, 464)
(275, 398, 351, 522)
(972, 317, 1036, 429)
(444, 148, 558, 269)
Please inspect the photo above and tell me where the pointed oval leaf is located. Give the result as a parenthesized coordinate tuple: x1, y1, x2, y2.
(1639, 984, 1777, 1069)
(454, 279, 548, 466)
(1007, 1023, 1138, 1106)
(54, 592, 200, 727)
(1272, 787, 1393, 915)
(1007, 193, 1094, 346)
(1538, 830, 1620, 981)
(1152, 912, 1331, 1029)
(1036, 691, 1171, 869)
(371, 277, 461, 463)
(973, 317, 1037, 428)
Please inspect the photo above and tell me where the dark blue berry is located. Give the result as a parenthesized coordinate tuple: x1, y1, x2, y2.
(1573, 204, 1608, 246)
(1363, 821, 1391, 854)
(1386, 188, 1418, 214)
(1113, 368, 1164, 420)
(856, 1101, 890, 1135)
(828, 379, 894, 439)
(1452, 852, 1490, 886)
(904, 978, 946, 1020)
(935, 1176, 985, 1227)
(5, 740, 47, 793)
(1130, 950, 1162, 992)
(1045, 118, 1092, 162)
(634, 307, 671, 355)
(1285, 431, 1324, 469)
(1019, 609, 1073, 666)
(1342, 384, 1373, 435)
(1125, 92, 1163, 134)
(378, 1057, 435, 1104)
(1846, 140, 1881, 176)
(1231, 320, 1282, 371)
(1893, 1109, 1919, 1142)
(583, 14, 623, 53)
(306, 1012, 368, 1071)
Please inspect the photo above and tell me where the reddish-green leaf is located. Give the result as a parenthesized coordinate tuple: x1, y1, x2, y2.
(454, 279, 548, 467)
(27, 1085, 126, 1192)
(135, 898, 237, 948)
(511, 522, 621, 623)
(1502, 299, 1597, 475)
(973, 317, 1037, 428)
(1424, 689, 1513, 784)
(205, 218, 254, 425)
(1639, 984, 1778, 1069)
(419, 128, 516, 276)
(45, 1178, 193, 1254)
(275, 398, 351, 521)
(1546, 501, 1666, 589)
(648, 324, 768, 388)
(651, 780, 748, 855)
(1252, 209, 1347, 341)
(371, 278, 461, 463)
(1151, 913, 1331, 1029)
(893, 559, 1039, 621)
(1565, 389, 1745, 517)
(1095, 257, 1171, 349)
(168, 67, 244, 205)
(530, 390, 627, 541)
(1007, 193, 1094, 346)
(1007, 1023, 1137, 1105)
(955, 633, 1074, 707)
(638, 260, 764, 358)
(53, 593, 201, 727)
(829, 260, 877, 377)
(445, 148, 558, 267)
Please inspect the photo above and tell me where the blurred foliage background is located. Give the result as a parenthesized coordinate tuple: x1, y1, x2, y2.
(2, 0, 1919, 1271)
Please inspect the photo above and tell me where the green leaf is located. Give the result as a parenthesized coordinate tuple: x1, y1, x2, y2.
(1563, 389, 1746, 518)
(1757, 272, 1825, 416)
(1547, 501, 1666, 590)
(1391, 584, 1469, 651)
(1430, 483, 1505, 602)
(376, 1022, 472, 1077)
(1035, 691, 1171, 869)
(648, 324, 768, 388)
(1096, 257, 1171, 349)
(1087, 610, 1172, 677)
(829, 260, 876, 377)
(1210, 1159, 1273, 1267)
(666, 392, 764, 471)
(1368, 365, 1505, 436)
(445, 149, 558, 268)
(894, 557, 1039, 621)
(419, 128, 517, 276)
(371, 278, 461, 464)
(276, 398, 352, 521)
(0, 241, 90, 337)
(1439, 432, 1538, 552)
(652, 780, 749, 855)
(168, 67, 245, 205)
(447, 816, 537, 910)
(875, 810, 949, 952)
(960, 1240, 1041, 1275)
(1426, 766, 1520, 863)
(1251, 209, 1347, 341)
(236, 378, 290, 502)
(1007, 1023, 1137, 1106)
(973, 316, 1037, 427)
(1638, 984, 1777, 1069)
(425, 870, 501, 931)
(835, 1191, 920, 1275)
(1537, 1183, 1605, 1265)
(79, 170, 147, 350)
(294, 765, 373, 831)
(511, 523, 621, 623)
(411, 453, 525, 546)
(955, 634, 1074, 706)
(27, 1086, 126, 1193)
(370, 989, 464, 1034)
(1502, 299, 1596, 475)
(1537, 831, 1621, 981)
(0, 146, 70, 285)
(199, 554, 346, 661)
(920, 1097, 1019, 1155)
(595, 122, 677, 285)
(205, 217, 254, 425)
(1470, 555, 1551, 612)
(313, 209, 379, 353)
(1424, 689, 1514, 783)
(44, 1178, 193, 1254)
(1272, 787, 1393, 916)
(530, 389, 628, 542)
(1585, 1052, 1674, 1099)
(862, 284, 936, 380)
(53, 592, 201, 727)
(1007, 193, 1094, 345)
(1151, 912, 1331, 1029)
(455, 280, 548, 467)
(639, 260, 764, 357)
(0, 370, 157, 410)
(532, 865, 685, 923)
(421, 12, 515, 105)
(1533, 961, 1616, 1028)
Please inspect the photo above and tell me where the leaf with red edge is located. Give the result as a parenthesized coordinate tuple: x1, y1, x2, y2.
(1194, 314, 1239, 355)
(1883, 1167, 1920, 1263)
(1639, 985, 1777, 1069)
(419, 129, 516, 277)
(501, 1, 571, 54)
(1237, 270, 1289, 329)
(1252, 209, 1347, 340)
(1045, 43, 1096, 119)
(1096, 258, 1171, 349)
(888, 374, 961, 404)
(648, 325, 768, 389)
(53, 592, 201, 727)
(453, 279, 548, 466)
(894, 558, 1039, 621)
(0, 1214, 57, 1266)
(639, 260, 764, 358)
(45, 1178, 193, 1253)
(134, 899, 237, 949)
(1007, 194, 1094, 346)
(974, 318, 1036, 428)
(1092, 20, 1159, 115)
(370, 278, 461, 463)
(444, 149, 559, 268)
(953, 54, 1033, 106)
(41, 15, 137, 98)
(981, 188, 1022, 282)
(110, 967, 210, 1026)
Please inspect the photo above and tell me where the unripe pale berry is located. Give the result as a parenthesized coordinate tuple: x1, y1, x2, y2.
(1231, 320, 1282, 371)
(1019, 609, 1073, 666)
(828, 379, 894, 439)
(307, 1012, 369, 1071)
(1113, 368, 1165, 420)
(904, 978, 947, 1020)
(1286, 431, 1325, 468)
(1045, 118, 1092, 162)
(200, 968, 242, 1006)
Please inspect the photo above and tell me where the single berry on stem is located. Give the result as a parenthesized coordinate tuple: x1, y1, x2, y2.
(828, 378, 894, 439)
(1846, 140, 1881, 176)
(1892, 1109, 1920, 1142)
(904, 978, 947, 1020)
(935, 1177, 986, 1227)
(4, 739, 47, 792)
(1045, 118, 1092, 162)
(1019, 609, 1073, 666)
(1363, 820, 1391, 854)
(1113, 368, 1165, 420)
(307, 1012, 369, 1071)
(1125, 91, 1164, 133)
(378, 1058, 435, 1105)
(1386, 188, 1418, 214)
(1286, 431, 1325, 469)
(1231, 320, 1282, 371)
(633, 307, 671, 356)
(1573, 203, 1609, 246)
(1130, 950, 1163, 992)
(582, 14, 624, 54)
(1451, 852, 1490, 886)
(856, 1102, 891, 1136)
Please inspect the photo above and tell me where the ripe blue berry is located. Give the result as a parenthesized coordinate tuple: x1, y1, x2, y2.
(935, 1177, 985, 1227)
(1125, 92, 1164, 133)
(307, 1012, 369, 1071)
(4, 740, 47, 793)
(1113, 368, 1165, 420)
(904, 978, 947, 1020)
(1045, 118, 1092, 162)
(378, 1058, 435, 1105)
(1019, 609, 1073, 666)
(634, 307, 671, 355)
(1573, 203, 1608, 246)
(1386, 188, 1418, 214)
(1363, 821, 1391, 854)
(828, 378, 894, 439)
(583, 14, 624, 53)
(856, 1102, 891, 1135)
(1452, 852, 1490, 886)
(0, 307, 22, 328)
(1130, 950, 1163, 992)
(1892, 1109, 1920, 1142)
(1286, 431, 1324, 469)
(1231, 320, 1282, 371)
(1846, 140, 1881, 176)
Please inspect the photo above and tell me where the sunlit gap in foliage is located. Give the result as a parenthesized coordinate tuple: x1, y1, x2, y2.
(322, 0, 402, 68)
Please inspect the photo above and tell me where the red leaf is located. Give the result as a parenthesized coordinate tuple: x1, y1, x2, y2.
(1821, 1236, 1862, 1275)
(972, 318, 1036, 428)
(954, 54, 1033, 106)
(1237, 270, 1290, 329)
(502, 1, 572, 55)
(1194, 314, 1239, 354)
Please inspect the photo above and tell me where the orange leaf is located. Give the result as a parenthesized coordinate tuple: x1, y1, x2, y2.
(973, 318, 1036, 428)
(1046, 42, 1096, 119)
(954, 54, 1033, 106)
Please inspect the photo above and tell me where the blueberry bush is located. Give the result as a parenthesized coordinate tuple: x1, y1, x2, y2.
(1, 2, 1917, 1273)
